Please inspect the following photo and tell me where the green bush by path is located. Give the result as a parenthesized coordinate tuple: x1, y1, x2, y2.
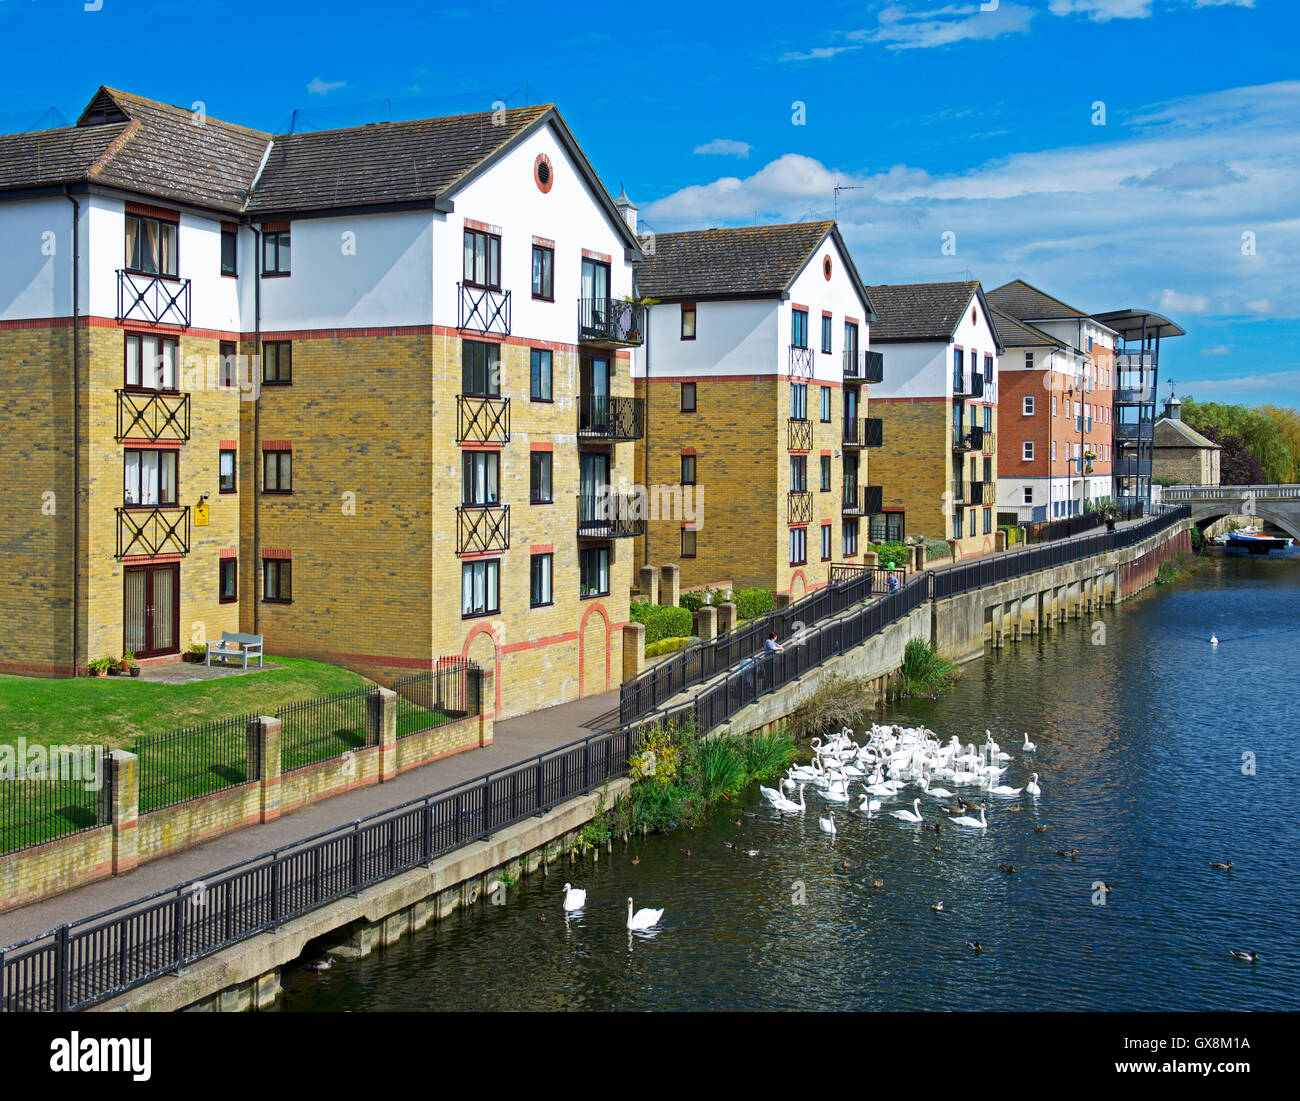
(871, 541, 909, 567)
(630, 601, 693, 645)
(644, 635, 699, 658)
(924, 539, 953, 562)
(998, 524, 1022, 545)
(732, 588, 773, 620)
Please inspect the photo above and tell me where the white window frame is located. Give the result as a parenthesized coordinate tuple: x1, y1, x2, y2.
(1022, 441, 1034, 461)
(1023, 396, 1035, 415)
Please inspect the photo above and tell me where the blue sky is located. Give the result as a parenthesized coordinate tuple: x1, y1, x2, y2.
(1, 0, 1296, 407)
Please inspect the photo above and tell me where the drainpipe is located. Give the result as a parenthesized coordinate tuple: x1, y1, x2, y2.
(250, 225, 262, 635)
(64, 186, 81, 676)
(641, 291, 651, 572)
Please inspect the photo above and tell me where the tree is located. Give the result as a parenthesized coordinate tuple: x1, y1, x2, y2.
(1197, 424, 1265, 485)
(1181, 398, 1292, 483)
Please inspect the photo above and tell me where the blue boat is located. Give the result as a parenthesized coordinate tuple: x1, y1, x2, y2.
(1225, 531, 1291, 553)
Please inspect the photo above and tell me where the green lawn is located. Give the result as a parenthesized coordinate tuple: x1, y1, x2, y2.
(0, 655, 374, 751)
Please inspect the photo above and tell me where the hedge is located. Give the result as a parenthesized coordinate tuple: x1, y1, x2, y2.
(679, 587, 773, 622)
(645, 635, 701, 658)
(871, 541, 909, 567)
(923, 539, 953, 562)
(630, 601, 693, 645)
(997, 524, 1022, 545)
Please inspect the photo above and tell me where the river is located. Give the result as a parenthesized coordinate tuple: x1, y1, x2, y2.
(279, 550, 1300, 1012)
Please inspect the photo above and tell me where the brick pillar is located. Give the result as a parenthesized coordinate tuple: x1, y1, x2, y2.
(623, 622, 646, 680)
(912, 544, 925, 572)
(106, 749, 139, 876)
(947, 538, 960, 562)
(773, 592, 792, 610)
(695, 605, 718, 641)
(373, 687, 398, 782)
(253, 716, 282, 824)
(477, 669, 495, 747)
(660, 563, 680, 607)
(862, 551, 879, 567)
(995, 530, 1008, 552)
(716, 602, 737, 634)
(638, 565, 660, 605)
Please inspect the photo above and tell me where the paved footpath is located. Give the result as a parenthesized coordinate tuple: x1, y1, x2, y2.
(0, 689, 621, 948)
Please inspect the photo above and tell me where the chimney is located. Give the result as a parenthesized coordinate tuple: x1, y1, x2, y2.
(1164, 396, 1182, 422)
(614, 186, 637, 234)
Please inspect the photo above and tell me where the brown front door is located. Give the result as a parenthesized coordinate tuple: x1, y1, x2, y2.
(124, 563, 179, 658)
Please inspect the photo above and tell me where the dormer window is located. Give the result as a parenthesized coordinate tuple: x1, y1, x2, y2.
(125, 213, 178, 278)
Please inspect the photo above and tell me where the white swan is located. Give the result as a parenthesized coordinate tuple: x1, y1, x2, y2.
(626, 897, 664, 930)
(562, 883, 586, 911)
(759, 784, 785, 807)
(889, 798, 924, 823)
(850, 793, 881, 817)
(949, 805, 988, 829)
(1211, 634, 1219, 646)
(987, 781, 1023, 796)
(1026, 772, 1042, 797)
(771, 783, 806, 814)
(921, 777, 955, 799)
(1022, 733, 1037, 752)
(819, 810, 836, 835)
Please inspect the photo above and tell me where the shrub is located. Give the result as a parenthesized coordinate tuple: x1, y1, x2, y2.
(733, 588, 773, 620)
(630, 600, 692, 645)
(894, 638, 956, 698)
(997, 524, 1022, 545)
(645, 635, 699, 658)
(923, 539, 952, 562)
(871, 541, 909, 567)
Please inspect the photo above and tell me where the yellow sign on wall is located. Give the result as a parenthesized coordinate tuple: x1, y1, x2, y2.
(194, 499, 210, 527)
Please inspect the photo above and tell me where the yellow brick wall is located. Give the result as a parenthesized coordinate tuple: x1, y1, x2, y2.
(872, 398, 953, 545)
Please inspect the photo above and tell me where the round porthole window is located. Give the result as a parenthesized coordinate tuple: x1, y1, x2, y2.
(535, 154, 553, 194)
(823, 256, 832, 280)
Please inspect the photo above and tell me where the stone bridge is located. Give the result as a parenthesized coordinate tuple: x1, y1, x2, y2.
(1162, 484, 1300, 542)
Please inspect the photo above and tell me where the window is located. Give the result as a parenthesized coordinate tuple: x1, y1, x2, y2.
(983, 457, 992, 483)
(124, 212, 178, 278)
(819, 386, 831, 422)
(263, 559, 292, 603)
(984, 354, 993, 381)
(219, 341, 237, 389)
(954, 348, 964, 375)
(123, 449, 177, 506)
(124, 333, 178, 391)
(1052, 441, 1057, 461)
(463, 227, 501, 289)
(1023, 396, 1035, 415)
(970, 509, 977, 535)
(821, 315, 832, 354)
(844, 320, 859, 360)
(983, 406, 992, 431)
(219, 449, 236, 494)
(790, 454, 807, 493)
(1052, 396, 1057, 416)
(791, 308, 809, 348)
(680, 382, 696, 412)
(531, 244, 553, 300)
(530, 553, 553, 607)
(219, 558, 237, 603)
(1086, 336, 1093, 352)
(262, 341, 291, 384)
(530, 451, 552, 503)
(462, 559, 500, 617)
(681, 305, 696, 340)
(462, 450, 500, 505)
(1023, 487, 1033, 505)
(530, 348, 552, 402)
(1024, 352, 1034, 370)
(680, 455, 696, 485)
(262, 230, 290, 275)
(790, 382, 808, 421)
(789, 526, 807, 566)
(579, 547, 610, 597)
(1022, 441, 1034, 461)
(843, 519, 858, 556)
(954, 510, 964, 539)
(462, 341, 501, 397)
(220, 227, 237, 277)
(821, 524, 831, 561)
(681, 528, 697, 558)
(263, 450, 292, 494)
(984, 507, 992, 535)
(820, 455, 832, 492)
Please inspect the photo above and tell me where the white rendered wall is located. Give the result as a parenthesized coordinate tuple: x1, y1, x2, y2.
(0, 196, 78, 320)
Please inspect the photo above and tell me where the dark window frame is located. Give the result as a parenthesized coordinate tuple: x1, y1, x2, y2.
(820, 454, 832, 492)
(463, 227, 502, 291)
(681, 528, 697, 558)
(262, 341, 292, 385)
(530, 552, 553, 608)
(262, 558, 292, 603)
(462, 340, 502, 398)
(821, 314, 832, 354)
(262, 230, 291, 276)
(792, 308, 809, 349)
(220, 228, 237, 278)
(819, 385, 831, 423)
(218, 340, 238, 389)
(530, 348, 553, 402)
(124, 212, 179, 279)
(681, 304, 697, 340)
(123, 332, 180, 394)
(530, 451, 553, 504)
(462, 558, 501, 619)
(219, 558, 238, 603)
(122, 447, 179, 508)
(680, 381, 696, 412)
(531, 244, 554, 301)
(262, 450, 292, 495)
(219, 449, 237, 494)
(789, 525, 807, 567)
(680, 454, 697, 485)
(579, 545, 611, 598)
(462, 449, 501, 507)
(843, 518, 859, 557)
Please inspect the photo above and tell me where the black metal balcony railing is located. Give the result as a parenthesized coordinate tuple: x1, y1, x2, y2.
(458, 283, 512, 337)
(842, 485, 864, 516)
(787, 490, 813, 523)
(953, 372, 970, 396)
(789, 345, 814, 378)
(969, 373, 985, 399)
(1115, 384, 1154, 404)
(456, 504, 510, 556)
(578, 298, 644, 346)
(862, 484, 884, 515)
(862, 350, 884, 384)
(788, 417, 813, 451)
(577, 492, 645, 539)
(970, 480, 996, 505)
(116, 270, 191, 328)
(115, 389, 191, 442)
(844, 417, 883, 448)
(953, 424, 984, 451)
(1115, 421, 1154, 442)
(951, 479, 967, 504)
(843, 349, 862, 378)
(116, 505, 191, 558)
(578, 395, 644, 441)
(456, 395, 510, 444)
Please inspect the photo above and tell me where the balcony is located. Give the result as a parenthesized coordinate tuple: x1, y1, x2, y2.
(843, 417, 883, 448)
(788, 417, 813, 451)
(1113, 458, 1144, 477)
(982, 381, 998, 406)
(981, 430, 997, 454)
(1116, 352, 1157, 371)
(862, 350, 884, 384)
(577, 491, 645, 539)
(458, 283, 512, 337)
(578, 395, 644, 441)
(969, 373, 985, 399)
(951, 479, 967, 504)
(456, 395, 510, 444)
(1115, 383, 1154, 404)
(116, 505, 191, 558)
(456, 504, 510, 556)
(787, 490, 813, 523)
(970, 480, 996, 505)
(953, 371, 971, 396)
(842, 484, 864, 516)
(116, 389, 191, 442)
(862, 484, 883, 514)
(578, 298, 644, 347)
(953, 424, 984, 452)
(789, 345, 814, 378)
(1114, 421, 1154, 442)
(116, 270, 191, 328)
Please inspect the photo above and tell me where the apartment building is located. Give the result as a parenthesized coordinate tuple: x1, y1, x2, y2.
(0, 87, 643, 717)
(630, 221, 880, 597)
(861, 281, 1002, 556)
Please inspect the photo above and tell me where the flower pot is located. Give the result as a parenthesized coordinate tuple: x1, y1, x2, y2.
(128, 665, 141, 677)
(93, 667, 107, 677)
(107, 666, 122, 676)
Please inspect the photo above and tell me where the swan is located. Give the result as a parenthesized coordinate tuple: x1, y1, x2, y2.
(759, 784, 788, 807)
(1025, 773, 1042, 797)
(819, 811, 836, 835)
(850, 793, 881, 818)
(626, 898, 664, 930)
(1022, 733, 1037, 752)
(562, 883, 586, 911)
(949, 805, 988, 829)
(771, 783, 806, 814)
(918, 776, 956, 799)
(889, 798, 924, 823)
(988, 781, 1023, 796)
(820, 781, 851, 804)
(1211, 634, 1219, 646)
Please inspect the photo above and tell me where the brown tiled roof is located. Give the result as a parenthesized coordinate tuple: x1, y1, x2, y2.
(989, 307, 1063, 350)
(862, 280, 980, 343)
(0, 121, 131, 194)
(633, 221, 836, 300)
(987, 278, 1088, 321)
(247, 105, 552, 214)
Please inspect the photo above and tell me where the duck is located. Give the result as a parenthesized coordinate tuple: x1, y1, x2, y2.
(679, 848, 692, 857)
(924, 822, 942, 834)
(871, 878, 884, 889)
(1057, 848, 1079, 860)
(1210, 861, 1234, 871)
(1097, 882, 1114, 895)
(631, 855, 640, 865)
(966, 940, 982, 954)
(562, 883, 587, 911)
(931, 901, 945, 912)
(1022, 733, 1037, 752)
(997, 863, 1015, 875)
(309, 958, 333, 973)
(1034, 824, 1047, 834)
(819, 811, 836, 835)
(626, 898, 664, 931)
(1025, 772, 1042, 797)
(743, 849, 760, 857)
(1229, 949, 1259, 962)
(940, 801, 966, 816)
(888, 798, 924, 823)
(723, 841, 736, 850)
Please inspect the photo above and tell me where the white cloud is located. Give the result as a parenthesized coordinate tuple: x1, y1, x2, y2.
(1188, 0, 1255, 8)
(853, 2, 1035, 51)
(693, 138, 753, 158)
(307, 77, 346, 96)
(1048, 0, 1152, 19)
(781, 45, 861, 62)
(1187, 370, 1300, 397)
(1159, 290, 1212, 314)
(1201, 344, 1232, 355)
(1125, 160, 1246, 190)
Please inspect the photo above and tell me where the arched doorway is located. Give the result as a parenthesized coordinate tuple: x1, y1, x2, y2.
(462, 622, 501, 716)
(578, 602, 610, 698)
